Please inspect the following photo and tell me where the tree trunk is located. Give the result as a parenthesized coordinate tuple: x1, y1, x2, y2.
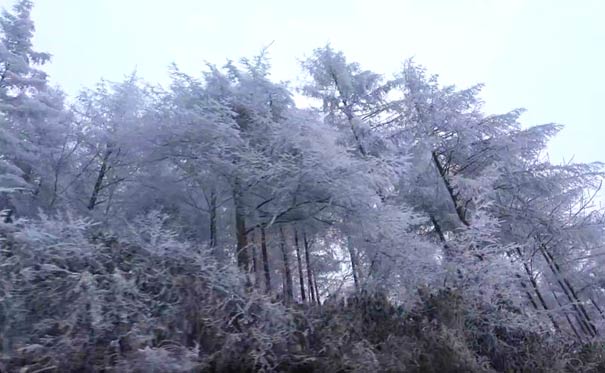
(551, 288, 584, 342)
(539, 244, 597, 337)
(233, 181, 249, 271)
(280, 227, 293, 304)
(516, 273, 540, 310)
(209, 189, 217, 251)
(430, 214, 453, 258)
(591, 297, 605, 320)
(430, 214, 464, 281)
(87, 148, 112, 211)
(313, 269, 321, 305)
(514, 247, 560, 332)
(303, 230, 316, 303)
(545, 248, 598, 335)
(294, 228, 306, 302)
(261, 227, 272, 294)
(431, 151, 469, 227)
(330, 72, 366, 157)
(251, 229, 258, 286)
(347, 236, 359, 291)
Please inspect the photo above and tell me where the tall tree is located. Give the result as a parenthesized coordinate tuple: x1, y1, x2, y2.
(0, 0, 67, 216)
(293, 228, 306, 302)
(279, 226, 294, 303)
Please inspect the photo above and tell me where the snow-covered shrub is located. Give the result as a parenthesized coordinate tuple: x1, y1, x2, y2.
(0, 213, 297, 372)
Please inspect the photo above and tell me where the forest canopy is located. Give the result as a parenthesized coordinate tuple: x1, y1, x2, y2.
(1, 1, 605, 372)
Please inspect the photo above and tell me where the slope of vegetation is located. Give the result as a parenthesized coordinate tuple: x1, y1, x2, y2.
(2, 217, 604, 372)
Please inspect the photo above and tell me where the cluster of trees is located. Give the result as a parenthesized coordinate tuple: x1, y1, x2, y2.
(1, 1, 605, 370)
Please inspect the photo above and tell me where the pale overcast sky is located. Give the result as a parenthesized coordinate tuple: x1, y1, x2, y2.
(2, 0, 604, 173)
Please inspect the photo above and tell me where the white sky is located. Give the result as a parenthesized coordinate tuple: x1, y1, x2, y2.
(2, 0, 604, 183)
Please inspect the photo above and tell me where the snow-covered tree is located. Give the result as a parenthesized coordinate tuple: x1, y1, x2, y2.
(1, 1, 605, 368)
(0, 0, 67, 217)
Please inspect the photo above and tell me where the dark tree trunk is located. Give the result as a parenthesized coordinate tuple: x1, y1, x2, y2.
(548, 249, 598, 335)
(233, 182, 249, 271)
(539, 244, 597, 337)
(87, 148, 112, 211)
(347, 237, 359, 291)
(516, 273, 540, 310)
(551, 288, 584, 342)
(251, 229, 258, 286)
(514, 247, 560, 332)
(294, 228, 306, 302)
(431, 151, 470, 227)
(330, 72, 366, 157)
(209, 189, 217, 251)
(280, 227, 293, 304)
(430, 214, 453, 259)
(591, 298, 605, 320)
(303, 231, 316, 303)
(261, 227, 272, 294)
(313, 269, 321, 305)
(430, 214, 464, 281)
